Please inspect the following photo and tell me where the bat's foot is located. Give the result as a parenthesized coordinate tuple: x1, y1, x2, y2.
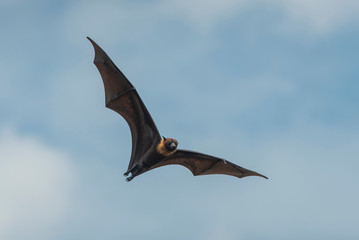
(126, 176, 134, 182)
(123, 171, 130, 177)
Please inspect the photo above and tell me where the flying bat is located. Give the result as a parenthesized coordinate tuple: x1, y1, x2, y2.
(87, 37, 268, 182)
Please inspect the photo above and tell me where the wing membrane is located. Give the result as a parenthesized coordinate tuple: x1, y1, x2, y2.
(88, 37, 161, 171)
(149, 149, 268, 179)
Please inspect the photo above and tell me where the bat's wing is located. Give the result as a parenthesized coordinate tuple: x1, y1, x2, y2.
(148, 150, 268, 179)
(88, 37, 161, 172)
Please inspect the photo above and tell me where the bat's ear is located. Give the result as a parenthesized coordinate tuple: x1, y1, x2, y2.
(162, 136, 166, 141)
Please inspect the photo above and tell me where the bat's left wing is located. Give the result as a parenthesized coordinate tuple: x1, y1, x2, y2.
(88, 37, 161, 173)
(147, 150, 268, 179)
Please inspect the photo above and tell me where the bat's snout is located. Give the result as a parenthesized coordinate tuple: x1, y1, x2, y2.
(169, 142, 177, 151)
(163, 138, 178, 152)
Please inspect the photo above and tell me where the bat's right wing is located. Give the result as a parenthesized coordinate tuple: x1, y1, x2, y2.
(88, 37, 161, 172)
(148, 149, 268, 179)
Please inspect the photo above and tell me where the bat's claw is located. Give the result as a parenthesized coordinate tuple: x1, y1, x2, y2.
(126, 176, 134, 182)
(123, 171, 130, 177)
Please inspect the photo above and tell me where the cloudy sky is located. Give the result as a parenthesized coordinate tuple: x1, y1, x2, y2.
(1, 0, 359, 239)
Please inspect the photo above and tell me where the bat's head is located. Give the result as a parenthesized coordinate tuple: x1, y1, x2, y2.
(162, 136, 178, 151)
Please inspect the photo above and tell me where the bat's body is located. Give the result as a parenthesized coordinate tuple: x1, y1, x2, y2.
(88, 37, 268, 181)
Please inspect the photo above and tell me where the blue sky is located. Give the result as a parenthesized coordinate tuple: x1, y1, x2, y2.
(1, 0, 359, 239)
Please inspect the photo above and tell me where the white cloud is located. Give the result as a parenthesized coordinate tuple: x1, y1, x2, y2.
(0, 126, 75, 240)
(200, 225, 238, 240)
(277, 0, 359, 35)
(159, 0, 249, 33)
(166, 0, 359, 35)
(63, 0, 249, 41)
(179, 74, 294, 126)
(62, 0, 359, 50)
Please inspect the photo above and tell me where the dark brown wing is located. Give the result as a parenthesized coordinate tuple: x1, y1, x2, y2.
(148, 149, 268, 179)
(88, 37, 161, 172)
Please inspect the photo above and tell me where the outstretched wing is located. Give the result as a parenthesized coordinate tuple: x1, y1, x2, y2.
(88, 37, 161, 172)
(148, 150, 268, 179)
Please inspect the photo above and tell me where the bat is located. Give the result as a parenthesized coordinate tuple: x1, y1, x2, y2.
(87, 37, 268, 182)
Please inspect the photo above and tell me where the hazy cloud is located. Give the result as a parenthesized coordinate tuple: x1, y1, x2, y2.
(4, 0, 359, 47)
(1, 0, 358, 239)
(0, 127, 75, 240)
(277, 0, 359, 35)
